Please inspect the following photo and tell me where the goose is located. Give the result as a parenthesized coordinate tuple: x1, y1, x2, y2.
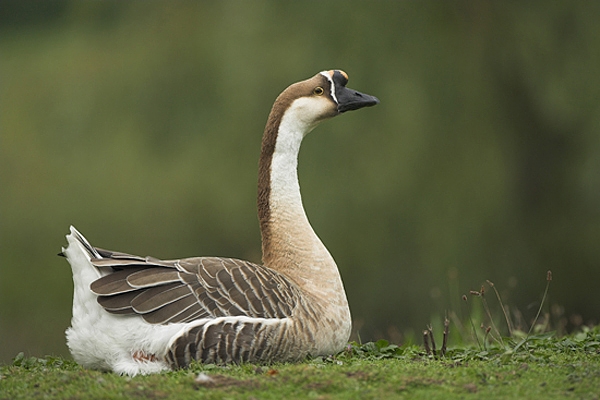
(62, 69, 379, 375)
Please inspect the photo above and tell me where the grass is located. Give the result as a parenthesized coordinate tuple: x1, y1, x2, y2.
(1, 327, 599, 399)
(3, 271, 599, 399)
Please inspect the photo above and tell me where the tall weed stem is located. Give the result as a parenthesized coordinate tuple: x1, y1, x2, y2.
(527, 270, 552, 338)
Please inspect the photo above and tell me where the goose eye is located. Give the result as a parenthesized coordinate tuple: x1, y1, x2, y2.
(313, 86, 324, 96)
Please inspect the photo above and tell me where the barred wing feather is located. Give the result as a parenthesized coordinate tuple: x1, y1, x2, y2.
(90, 251, 302, 325)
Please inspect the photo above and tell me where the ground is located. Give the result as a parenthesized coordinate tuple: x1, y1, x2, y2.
(1, 328, 599, 399)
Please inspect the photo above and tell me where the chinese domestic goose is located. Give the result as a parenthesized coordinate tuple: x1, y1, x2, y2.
(62, 70, 379, 375)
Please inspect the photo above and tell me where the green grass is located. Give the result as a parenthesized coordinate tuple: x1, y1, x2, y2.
(2, 327, 599, 399)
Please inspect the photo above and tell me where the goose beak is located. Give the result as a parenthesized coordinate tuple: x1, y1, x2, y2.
(336, 86, 380, 113)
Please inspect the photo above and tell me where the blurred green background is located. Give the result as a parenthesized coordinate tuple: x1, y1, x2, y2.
(1, 1, 599, 364)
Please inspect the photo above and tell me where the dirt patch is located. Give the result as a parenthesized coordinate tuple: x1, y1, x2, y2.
(193, 373, 258, 390)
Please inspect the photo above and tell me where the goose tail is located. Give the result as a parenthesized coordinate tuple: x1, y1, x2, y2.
(62, 226, 104, 313)
(61, 225, 102, 260)
(62, 226, 113, 372)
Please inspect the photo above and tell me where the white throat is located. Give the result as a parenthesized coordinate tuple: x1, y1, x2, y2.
(270, 98, 319, 212)
(265, 97, 347, 305)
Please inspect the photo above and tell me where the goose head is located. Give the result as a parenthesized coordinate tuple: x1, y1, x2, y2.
(266, 70, 379, 138)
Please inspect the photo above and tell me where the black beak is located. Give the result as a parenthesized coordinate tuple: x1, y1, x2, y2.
(336, 86, 380, 113)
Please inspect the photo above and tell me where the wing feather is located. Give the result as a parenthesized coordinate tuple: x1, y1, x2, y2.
(141, 294, 201, 324)
(131, 283, 189, 313)
(90, 267, 146, 295)
(89, 248, 302, 325)
(127, 268, 182, 288)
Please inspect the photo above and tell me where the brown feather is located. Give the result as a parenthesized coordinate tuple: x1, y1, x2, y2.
(91, 255, 302, 323)
(90, 267, 146, 295)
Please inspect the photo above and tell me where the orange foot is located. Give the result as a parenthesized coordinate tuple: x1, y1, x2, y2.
(132, 350, 158, 363)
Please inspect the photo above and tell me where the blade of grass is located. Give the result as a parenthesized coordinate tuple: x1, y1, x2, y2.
(527, 271, 552, 338)
(486, 279, 514, 337)
(463, 294, 482, 350)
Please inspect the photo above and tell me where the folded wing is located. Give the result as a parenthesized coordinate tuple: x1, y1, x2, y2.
(90, 249, 302, 325)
